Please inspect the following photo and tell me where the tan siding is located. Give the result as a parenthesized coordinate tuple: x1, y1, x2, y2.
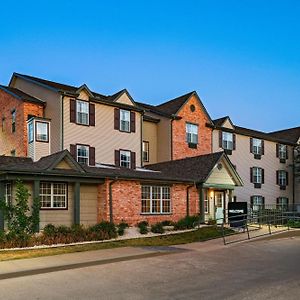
(39, 184, 73, 228)
(213, 130, 293, 204)
(63, 97, 142, 166)
(222, 119, 234, 129)
(78, 90, 90, 101)
(80, 184, 98, 225)
(55, 159, 73, 169)
(142, 121, 158, 165)
(206, 164, 235, 185)
(115, 93, 134, 106)
(12, 77, 62, 153)
(35, 141, 50, 160)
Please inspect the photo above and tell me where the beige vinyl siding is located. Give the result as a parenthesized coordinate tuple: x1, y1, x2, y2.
(80, 184, 98, 225)
(206, 163, 235, 185)
(34, 141, 50, 160)
(142, 121, 158, 165)
(212, 130, 293, 204)
(222, 119, 234, 129)
(12, 77, 62, 153)
(63, 97, 142, 167)
(28, 141, 34, 160)
(115, 93, 134, 106)
(78, 90, 90, 101)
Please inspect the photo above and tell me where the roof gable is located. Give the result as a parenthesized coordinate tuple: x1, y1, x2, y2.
(213, 116, 234, 129)
(157, 91, 213, 124)
(110, 89, 135, 106)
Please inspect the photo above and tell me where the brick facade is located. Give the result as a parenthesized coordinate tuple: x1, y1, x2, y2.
(172, 94, 212, 160)
(0, 89, 44, 156)
(97, 179, 200, 225)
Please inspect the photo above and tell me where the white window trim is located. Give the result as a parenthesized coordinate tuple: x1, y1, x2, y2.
(222, 132, 233, 150)
(40, 182, 67, 209)
(120, 109, 130, 132)
(141, 186, 171, 214)
(36, 121, 49, 142)
(253, 167, 262, 184)
(28, 121, 34, 143)
(77, 145, 89, 165)
(143, 141, 149, 162)
(186, 123, 198, 144)
(76, 100, 89, 125)
(253, 138, 262, 155)
(278, 170, 287, 186)
(120, 150, 131, 168)
(279, 144, 287, 159)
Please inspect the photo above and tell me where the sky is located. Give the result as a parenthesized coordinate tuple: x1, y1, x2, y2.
(1, 0, 299, 132)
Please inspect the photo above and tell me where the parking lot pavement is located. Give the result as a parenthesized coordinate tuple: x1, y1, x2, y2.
(0, 233, 299, 300)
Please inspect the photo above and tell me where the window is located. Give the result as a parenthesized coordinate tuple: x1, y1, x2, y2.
(141, 185, 171, 214)
(28, 121, 34, 143)
(11, 110, 16, 133)
(36, 122, 49, 142)
(143, 141, 149, 162)
(251, 195, 264, 211)
(186, 123, 198, 145)
(278, 144, 287, 160)
(204, 190, 209, 214)
(120, 150, 131, 168)
(222, 132, 233, 150)
(252, 138, 262, 155)
(76, 100, 89, 125)
(5, 183, 12, 205)
(252, 167, 263, 184)
(120, 109, 130, 132)
(277, 197, 289, 210)
(278, 170, 287, 186)
(77, 145, 89, 165)
(40, 182, 67, 209)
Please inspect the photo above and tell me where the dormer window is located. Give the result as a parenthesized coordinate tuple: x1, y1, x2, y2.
(120, 109, 130, 132)
(76, 100, 89, 125)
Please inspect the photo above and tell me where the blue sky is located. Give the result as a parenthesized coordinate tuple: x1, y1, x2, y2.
(1, 0, 299, 131)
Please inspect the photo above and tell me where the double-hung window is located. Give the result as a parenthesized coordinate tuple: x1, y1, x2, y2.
(143, 141, 149, 162)
(186, 123, 198, 146)
(120, 109, 130, 132)
(76, 100, 89, 125)
(36, 122, 49, 142)
(278, 170, 287, 187)
(5, 182, 12, 205)
(120, 150, 131, 168)
(77, 145, 89, 165)
(251, 195, 264, 211)
(40, 182, 67, 209)
(252, 138, 262, 155)
(252, 167, 263, 186)
(141, 185, 171, 214)
(222, 132, 233, 150)
(278, 144, 287, 160)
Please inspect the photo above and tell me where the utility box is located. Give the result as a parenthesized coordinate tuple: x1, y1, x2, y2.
(228, 202, 248, 227)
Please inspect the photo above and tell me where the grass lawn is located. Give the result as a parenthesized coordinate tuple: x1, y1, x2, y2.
(0, 226, 226, 262)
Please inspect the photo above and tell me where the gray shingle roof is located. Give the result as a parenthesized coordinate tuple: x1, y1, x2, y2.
(268, 127, 300, 144)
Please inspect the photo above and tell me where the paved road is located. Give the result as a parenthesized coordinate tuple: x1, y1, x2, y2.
(0, 236, 300, 300)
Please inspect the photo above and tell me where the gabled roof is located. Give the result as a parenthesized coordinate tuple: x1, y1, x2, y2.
(146, 152, 242, 185)
(156, 91, 213, 124)
(136, 101, 174, 118)
(268, 127, 300, 144)
(212, 116, 297, 145)
(0, 85, 45, 105)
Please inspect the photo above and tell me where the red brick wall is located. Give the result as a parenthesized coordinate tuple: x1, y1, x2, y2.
(97, 179, 200, 225)
(0, 89, 43, 156)
(172, 94, 212, 160)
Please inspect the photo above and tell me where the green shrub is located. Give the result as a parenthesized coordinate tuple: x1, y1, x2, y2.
(43, 224, 57, 237)
(174, 215, 199, 230)
(90, 221, 117, 239)
(137, 221, 149, 234)
(287, 220, 300, 228)
(161, 220, 174, 226)
(151, 222, 165, 234)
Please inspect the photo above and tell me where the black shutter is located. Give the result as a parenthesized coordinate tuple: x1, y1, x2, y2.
(250, 138, 253, 153)
(115, 150, 120, 167)
(276, 170, 279, 185)
(250, 196, 254, 205)
(250, 167, 253, 183)
(276, 144, 279, 157)
(286, 171, 289, 186)
(114, 108, 120, 130)
(233, 134, 236, 150)
(89, 146, 95, 166)
(89, 103, 95, 126)
(70, 99, 76, 123)
(219, 131, 223, 148)
(131, 151, 136, 169)
(262, 197, 265, 205)
(130, 111, 136, 133)
(261, 168, 264, 184)
(286, 146, 289, 159)
(70, 144, 76, 159)
(276, 197, 279, 205)
(261, 140, 264, 155)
